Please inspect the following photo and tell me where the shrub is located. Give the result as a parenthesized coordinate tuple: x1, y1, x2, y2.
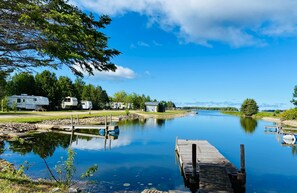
(240, 98, 259, 117)
(280, 108, 297, 120)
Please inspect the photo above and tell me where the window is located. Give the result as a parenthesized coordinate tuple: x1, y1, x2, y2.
(34, 98, 37, 101)
(17, 98, 21, 103)
(23, 99, 25, 102)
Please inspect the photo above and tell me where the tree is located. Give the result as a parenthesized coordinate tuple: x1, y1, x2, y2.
(57, 76, 75, 99)
(240, 98, 259, 117)
(73, 78, 85, 103)
(113, 91, 127, 102)
(291, 86, 297, 106)
(0, 71, 7, 99)
(6, 72, 35, 95)
(35, 70, 61, 110)
(0, 0, 120, 76)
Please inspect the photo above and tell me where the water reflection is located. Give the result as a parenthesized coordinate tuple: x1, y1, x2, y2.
(7, 133, 70, 158)
(240, 117, 257, 134)
(0, 140, 4, 155)
(118, 118, 167, 128)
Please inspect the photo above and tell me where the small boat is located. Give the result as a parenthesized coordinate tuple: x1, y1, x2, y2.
(283, 134, 296, 145)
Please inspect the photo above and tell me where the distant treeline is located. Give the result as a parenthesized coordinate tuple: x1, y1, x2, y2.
(181, 106, 239, 111)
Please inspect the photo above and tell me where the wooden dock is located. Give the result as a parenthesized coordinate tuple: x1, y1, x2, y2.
(175, 139, 245, 193)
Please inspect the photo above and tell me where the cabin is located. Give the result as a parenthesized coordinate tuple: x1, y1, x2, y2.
(145, 102, 165, 112)
(61, 97, 78, 109)
(81, 100, 92, 110)
(8, 94, 49, 110)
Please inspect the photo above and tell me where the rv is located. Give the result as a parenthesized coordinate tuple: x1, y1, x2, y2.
(81, 100, 92, 110)
(61, 97, 78, 109)
(8, 94, 49, 110)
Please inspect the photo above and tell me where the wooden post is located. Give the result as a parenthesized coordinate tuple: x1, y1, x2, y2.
(238, 144, 246, 187)
(105, 115, 107, 128)
(71, 115, 73, 129)
(240, 144, 245, 173)
(192, 144, 197, 179)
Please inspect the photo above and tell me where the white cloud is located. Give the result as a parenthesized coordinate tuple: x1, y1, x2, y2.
(71, 135, 132, 150)
(137, 41, 150, 47)
(86, 65, 136, 80)
(70, 0, 297, 47)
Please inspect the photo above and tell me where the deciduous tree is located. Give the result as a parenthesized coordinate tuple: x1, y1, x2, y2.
(0, 0, 120, 76)
(240, 98, 259, 117)
(291, 86, 297, 106)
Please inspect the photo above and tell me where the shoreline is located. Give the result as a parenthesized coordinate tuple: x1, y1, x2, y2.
(0, 110, 189, 138)
(262, 117, 297, 128)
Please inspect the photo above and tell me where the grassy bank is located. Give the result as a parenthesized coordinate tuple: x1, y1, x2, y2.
(221, 111, 279, 118)
(0, 110, 188, 123)
(0, 110, 127, 123)
(0, 159, 58, 193)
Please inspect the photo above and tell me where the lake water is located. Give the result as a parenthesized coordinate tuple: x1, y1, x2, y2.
(1, 110, 297, 192)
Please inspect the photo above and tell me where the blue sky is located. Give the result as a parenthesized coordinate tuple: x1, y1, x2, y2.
(57, 0, 297, 109)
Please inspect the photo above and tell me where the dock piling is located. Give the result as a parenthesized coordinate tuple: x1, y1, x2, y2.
(240, 144, 245, 173)
(192, 144, 197, 179)
(237, 144, 246, 187)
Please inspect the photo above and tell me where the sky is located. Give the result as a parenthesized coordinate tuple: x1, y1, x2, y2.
(55, 0, 297, 109)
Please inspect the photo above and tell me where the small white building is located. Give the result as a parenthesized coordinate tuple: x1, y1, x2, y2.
(61, 97, 78, 109)
(81, 100, 92, 110)
(8, 94, 49, 110)
(145, 102, 160, 112)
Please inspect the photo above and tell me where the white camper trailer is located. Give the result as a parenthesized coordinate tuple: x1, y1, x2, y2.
(8, 94, 49, 110)
(81, 100, 92, 110)
(61, 97, 78, 109)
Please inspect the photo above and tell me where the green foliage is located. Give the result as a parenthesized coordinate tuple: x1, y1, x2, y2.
(6, 72, 35, 95)
(52, 148, 98, 188)
(280, 108, 297, 120)
(1, 0, 120, 76)
(125, 109, 130, 116)
(35, 70, 61, 110)
(291, 86, 297, 106)
(12, 101, 17, 112)
(1, 96, 9, 112)
(58, 76, 75, 99)
(240, 98, 259, 117)
(0, 71, 7, 99)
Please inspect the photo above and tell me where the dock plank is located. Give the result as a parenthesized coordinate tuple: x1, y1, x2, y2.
(176, 139, 240, 192)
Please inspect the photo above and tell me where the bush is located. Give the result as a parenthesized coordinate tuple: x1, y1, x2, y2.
(280, 108, 297, 120)
(240, 98, 259, 117)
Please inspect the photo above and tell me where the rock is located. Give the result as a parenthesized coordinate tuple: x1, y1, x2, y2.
(50, 187, 61, 193)
(68, 188, 78, 193)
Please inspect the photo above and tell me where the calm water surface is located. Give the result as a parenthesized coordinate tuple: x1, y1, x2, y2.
(1, 110, 297, 192)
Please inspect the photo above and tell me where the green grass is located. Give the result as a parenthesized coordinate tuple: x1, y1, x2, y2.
(0, 111, 127, 123)
(0, 160, 59, 193)
(221, 111, 280, 118)
(221, 111, 242, 116)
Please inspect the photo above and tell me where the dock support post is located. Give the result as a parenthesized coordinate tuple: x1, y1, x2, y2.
(71, 115, 73, 129)
(240, 144, 245, 173)
(238, 144, 246, 187)
(191, 144, 197, 180)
